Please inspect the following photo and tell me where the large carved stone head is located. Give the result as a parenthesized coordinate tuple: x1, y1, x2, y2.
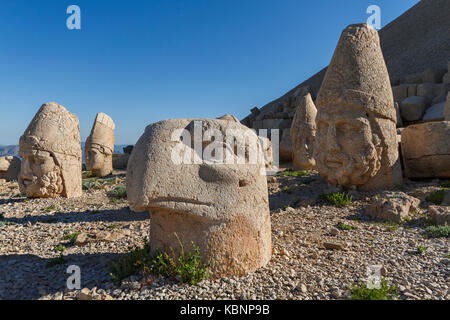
(85, 112, 115, 177)
(314, 24, 402, 191)
(290, 93, 317, 170)
(19, 102, 82, 198)
(127, 118, 271, 277)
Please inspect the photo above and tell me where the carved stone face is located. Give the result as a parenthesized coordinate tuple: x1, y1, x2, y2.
(127, 119, 272, 277)
(85, 145, 110, 173)
(314, 106, 382, 187)
(19, 150, 63, 197)
(292, 134, 316, 169)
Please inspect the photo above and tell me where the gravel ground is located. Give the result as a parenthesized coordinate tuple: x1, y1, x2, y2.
(0, 170, 448, 300)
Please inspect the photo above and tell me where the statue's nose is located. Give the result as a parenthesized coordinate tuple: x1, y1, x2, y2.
(326, 125, 340, 153)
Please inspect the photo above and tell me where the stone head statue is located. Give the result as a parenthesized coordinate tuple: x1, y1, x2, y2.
(314, 24, 402, 191)
(290, 93, 317, 170)
(127, 118, 271, 277)
(85, 112, 115, 177)
(19, 102, 82, 198)
(0, 156, 21, 181)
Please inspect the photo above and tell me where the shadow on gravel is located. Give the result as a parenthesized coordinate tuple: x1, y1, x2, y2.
(1, 208, 149, 225)
(0, 197, 28, 205)
(268, 173, 326, 211)
(0, 252, 128, 300)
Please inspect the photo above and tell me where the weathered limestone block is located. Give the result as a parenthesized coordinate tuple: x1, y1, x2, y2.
(290, 93, 317, 170)
(401, 122, 450, 178)
(0, 156, 21, 181)
(417, 83, 446, 100)
(279, 129, 292, 161)
(428, 206, 450, 225)
(365, 192, 420, 223)
(423, 102, 445, 122)
(392, 84, 409, 103)
(112, 153, 129, 170)
(445, 93, 450, 121)
(400, 73, 422, 84)
(85, 113, 115, 177)
(443, 72, 450, 84)
(422, 68, 447, 83)
(400, 96, 430, 121)
(127, 118, 272, 278)
(19, 102, 82, 198)
(314, 24, 402, 191)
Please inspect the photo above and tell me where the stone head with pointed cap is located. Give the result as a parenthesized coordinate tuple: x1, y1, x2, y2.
(85, 112, 115, 177)
(291, 93, 317, 170)
(314, 24, 402, 190)
(19, 102, 82, 198)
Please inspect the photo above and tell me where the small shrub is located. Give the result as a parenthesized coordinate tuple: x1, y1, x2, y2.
(107, 224, 120, 230)
(425, 225, 450, 238)
(0, 220, 16, 227)
(350, 278, 398, 300)
(425, 189, 446, 205)
(379, 221, 399, 231)
(45, 205, 56, 213)
(54, 244, 66, 252)
(110, 243, 153, 284)
(321, 192, 352, 207)
(282, 186, 291, 193)
(46, 255, 66, 267)
(110, 236, 211, 286)
(337, 222, 356, 230)
(63, 232, 80, 241)
(416, 246, 428, 255)
(108, 186, 127, 199)
(278, 170, 308, 177)
(440, 180, 450, 188)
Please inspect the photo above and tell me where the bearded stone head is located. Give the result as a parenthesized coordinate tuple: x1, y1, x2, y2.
(85, 113, 115, 177)
(19, 102, 82, 198)
(314, 24, 402, 191)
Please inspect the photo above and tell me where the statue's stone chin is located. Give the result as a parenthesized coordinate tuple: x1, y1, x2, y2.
(19, 162, 63, 198)
(318, 145, 381, 187)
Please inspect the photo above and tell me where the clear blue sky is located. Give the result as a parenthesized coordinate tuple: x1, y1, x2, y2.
(0, 0, 419, 145)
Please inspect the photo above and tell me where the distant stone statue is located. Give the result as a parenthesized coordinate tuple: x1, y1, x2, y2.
(18, 102, 82, 198)
(290, 93, 317, 170)
(85, 113, 115, 177)
(0, 156, 21, 181)
(127, 118, 272, 278)
(314, 24, 402, 191)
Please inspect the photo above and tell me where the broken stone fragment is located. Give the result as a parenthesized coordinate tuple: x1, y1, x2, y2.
(365, 192, 420, 223)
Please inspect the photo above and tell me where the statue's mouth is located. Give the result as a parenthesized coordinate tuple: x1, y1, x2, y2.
(147, 198, 212, 214)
